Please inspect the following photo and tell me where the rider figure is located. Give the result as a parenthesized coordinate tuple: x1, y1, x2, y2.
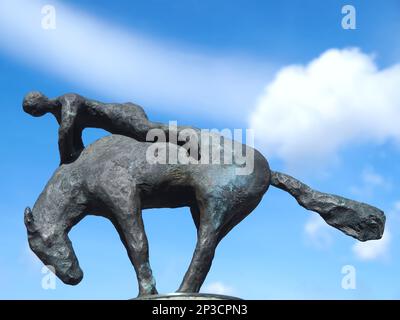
(23, 91, 197, 164)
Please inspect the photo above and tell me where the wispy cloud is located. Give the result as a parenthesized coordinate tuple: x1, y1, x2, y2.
(202, 281, 236, 296)
(249, 48, 400, 168)
(304, 214, 334, 250)
(0, 0, 271, 121)
(352, 229, 391, 261)
(350, 166, 390, 199)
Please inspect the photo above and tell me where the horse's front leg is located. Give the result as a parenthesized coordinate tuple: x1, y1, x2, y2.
(110, 191, 157, 297)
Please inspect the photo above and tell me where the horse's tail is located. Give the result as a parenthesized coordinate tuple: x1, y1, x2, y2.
(269, 170, 385, 241)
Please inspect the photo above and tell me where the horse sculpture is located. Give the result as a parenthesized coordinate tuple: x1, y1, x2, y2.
(24, 133, 385, 296)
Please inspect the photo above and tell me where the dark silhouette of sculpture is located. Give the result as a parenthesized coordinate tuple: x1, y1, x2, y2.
(24, 93, 386, 297)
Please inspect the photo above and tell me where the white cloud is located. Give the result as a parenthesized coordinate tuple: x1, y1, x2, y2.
(304, 214, 333, 249)
(350, 166, 390, 198)
(0, 0, 270, 121)
(352, 229, 391, 261)
(202, 281, 236, 296)
(249, 48, 400, 168)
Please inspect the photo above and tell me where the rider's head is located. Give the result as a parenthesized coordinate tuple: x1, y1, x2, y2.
(23, 91, 55, 117)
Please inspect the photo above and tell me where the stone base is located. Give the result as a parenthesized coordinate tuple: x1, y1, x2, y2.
(134, 293, 242, 300)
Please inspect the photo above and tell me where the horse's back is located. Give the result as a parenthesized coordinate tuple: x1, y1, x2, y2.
(73, 134, 270, 211)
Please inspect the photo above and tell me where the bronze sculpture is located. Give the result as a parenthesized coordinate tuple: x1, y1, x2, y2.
(23, 92, 385, 297)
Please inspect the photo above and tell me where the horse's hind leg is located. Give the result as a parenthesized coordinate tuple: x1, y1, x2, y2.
(110, 190, 157, 296)
(178, 201, 224, 293)
(178, 223, 218, 293)
(179, 193, 262, 293)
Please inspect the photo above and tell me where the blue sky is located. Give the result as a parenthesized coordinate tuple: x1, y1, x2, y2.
(1, 0, 400, 299)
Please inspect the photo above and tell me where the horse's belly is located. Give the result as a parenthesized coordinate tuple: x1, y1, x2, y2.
(140, 185, 196, 209)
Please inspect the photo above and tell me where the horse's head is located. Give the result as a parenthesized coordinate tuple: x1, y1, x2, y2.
(24, 207, 83, 285)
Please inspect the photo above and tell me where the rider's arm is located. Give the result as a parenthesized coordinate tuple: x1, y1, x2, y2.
(58, 101, 79, 164)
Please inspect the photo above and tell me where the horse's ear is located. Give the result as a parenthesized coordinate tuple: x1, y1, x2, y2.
(24, 207, 37, 233)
